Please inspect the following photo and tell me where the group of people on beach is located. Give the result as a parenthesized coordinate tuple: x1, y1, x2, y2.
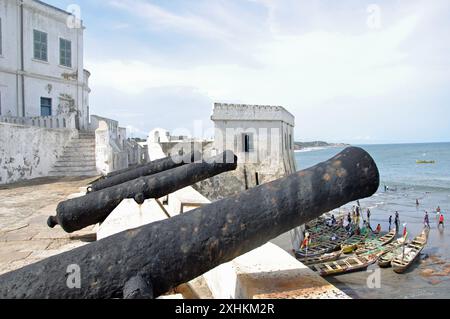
(344, 202, 382, 235)
(423, 205, 445, 229)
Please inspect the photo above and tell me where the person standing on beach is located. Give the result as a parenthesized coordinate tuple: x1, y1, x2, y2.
(416, 199, 420, 206)
(389, 215, 393, 231)
(356, 210, 361, 227)
(438, 214, 445, 228)
(346, 213, 353, 232)
(424, 211, 430, 228)
(436, 206, 441, 221)
(394, 212, 400, 232)
(375, 224, 381, 234)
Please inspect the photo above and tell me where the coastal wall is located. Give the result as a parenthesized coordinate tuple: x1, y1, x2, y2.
(0, 122, 76, 184)
(203, 243, 350, 299)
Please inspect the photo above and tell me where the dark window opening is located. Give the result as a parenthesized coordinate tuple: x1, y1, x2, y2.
(242, 133, 254, 153)
(40, 97, 52, 116)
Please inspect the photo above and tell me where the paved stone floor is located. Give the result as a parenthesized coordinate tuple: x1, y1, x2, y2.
(0, 176, 98, 275)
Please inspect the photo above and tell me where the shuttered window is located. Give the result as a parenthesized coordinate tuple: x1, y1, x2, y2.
(60, 38, 72, 67)
(34, 29, 48, 61)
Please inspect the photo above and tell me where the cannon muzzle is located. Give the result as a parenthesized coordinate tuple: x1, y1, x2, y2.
(48, 150, 238, 233)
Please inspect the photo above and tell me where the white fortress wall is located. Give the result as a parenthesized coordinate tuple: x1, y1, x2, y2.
(0, 121, 77, 184)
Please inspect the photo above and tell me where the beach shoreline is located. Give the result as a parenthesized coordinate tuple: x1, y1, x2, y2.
(284, 144, 450, 299)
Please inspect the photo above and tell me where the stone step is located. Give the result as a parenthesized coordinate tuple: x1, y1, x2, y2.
(48, 171, 98, 177)
(50, 167, 98, 174)
(62, 150, 95, 156)
(51, 168, 97, 174)
(64, 145, 95, 150)
(53, 162, 96, 168)
(64, 146, 95, 151)
(58, 155, 95, 160)
(61, 154, 95, 160)
(69, 140, 95, 145)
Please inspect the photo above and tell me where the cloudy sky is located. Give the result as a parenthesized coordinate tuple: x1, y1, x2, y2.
(47, 0, 450, 143)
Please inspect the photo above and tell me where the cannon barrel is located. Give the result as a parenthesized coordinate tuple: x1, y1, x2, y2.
(88, 151, 202, 192)
(0, 147, 379, 299)
(47, 151, 238, 233)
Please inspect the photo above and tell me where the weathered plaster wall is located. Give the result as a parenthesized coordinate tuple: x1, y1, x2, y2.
(0, 122, 76, 184)
(94, 119, 128, 175)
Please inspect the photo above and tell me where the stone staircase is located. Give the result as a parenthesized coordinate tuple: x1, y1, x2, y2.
(49, 132, 98, 177)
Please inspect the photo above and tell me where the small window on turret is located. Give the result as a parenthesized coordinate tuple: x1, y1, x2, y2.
(242, 133, 254, 153)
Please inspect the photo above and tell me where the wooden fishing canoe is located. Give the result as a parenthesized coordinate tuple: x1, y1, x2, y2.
(391, 229, 429, 274)
(377, 239, 407, 268)
(295, 228, 350, 258)
(299, 251, 342, 266)
(295, 241, 341, 259)
(311, 253, 380, 277)
(354, 229, 397, 255)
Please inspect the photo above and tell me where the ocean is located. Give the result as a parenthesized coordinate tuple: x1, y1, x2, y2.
(293, 143, 450, 299)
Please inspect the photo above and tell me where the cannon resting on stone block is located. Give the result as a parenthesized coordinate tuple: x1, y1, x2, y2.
(0, 147, 379, 299)
(47, 150, 238, 233)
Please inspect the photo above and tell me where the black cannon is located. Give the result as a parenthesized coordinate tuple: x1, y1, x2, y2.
(88, 151, 202, 192)
(47, 150, 238, 233)
(0, 147, 379, 299)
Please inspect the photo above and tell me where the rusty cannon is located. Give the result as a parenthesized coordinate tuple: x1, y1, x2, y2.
(87, 151, 202, 193)
(0, 147, 379, 299)
(47, 150, 238, 233)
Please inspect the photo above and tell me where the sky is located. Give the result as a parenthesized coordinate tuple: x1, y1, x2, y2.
(45, 0, 450, 144)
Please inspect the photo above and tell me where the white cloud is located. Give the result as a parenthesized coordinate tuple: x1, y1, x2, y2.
(88, 12, 420, 108)
(84, 0, 450, 142)
(108, 0, 230, 40)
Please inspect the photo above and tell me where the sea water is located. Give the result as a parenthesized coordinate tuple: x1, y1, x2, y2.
(294, 143, 450, 299)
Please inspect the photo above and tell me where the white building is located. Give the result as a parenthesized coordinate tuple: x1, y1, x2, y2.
(211, 103, 297, 184)
(148, 128, 171, 144)
(0, 0, 90, 130)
